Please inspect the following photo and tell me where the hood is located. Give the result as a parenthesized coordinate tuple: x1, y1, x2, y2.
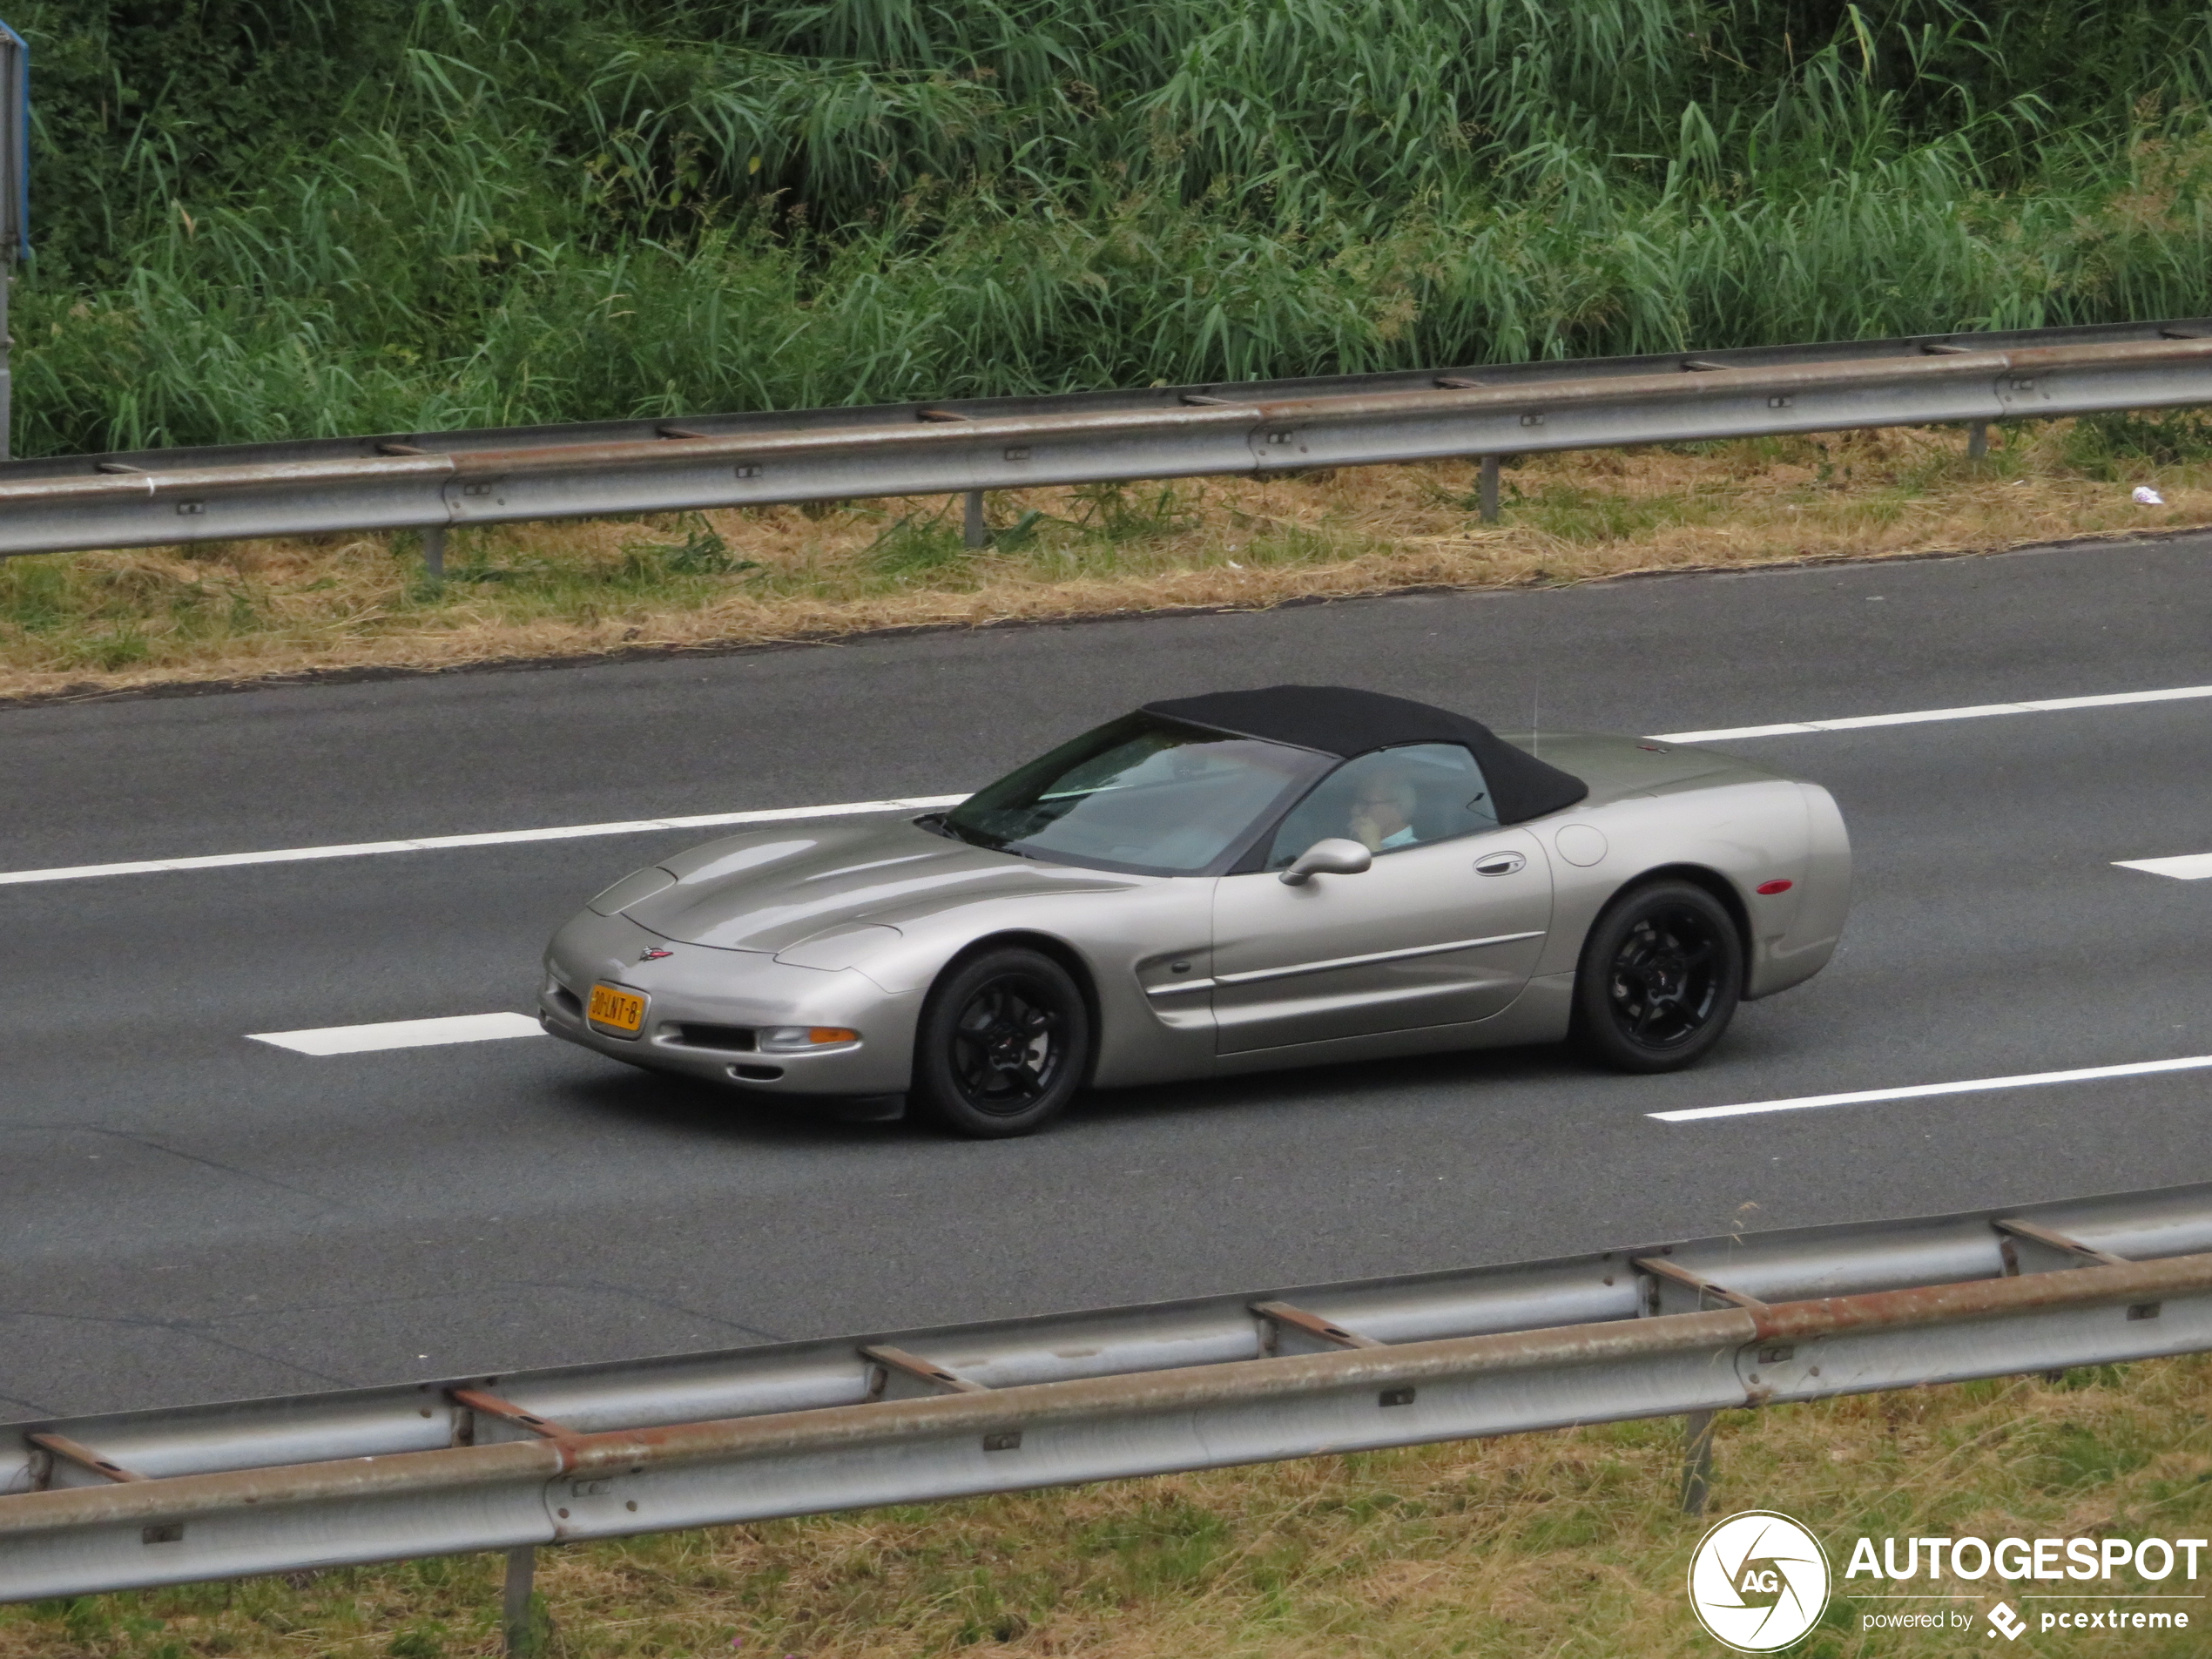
(604, 819, 1136, 952)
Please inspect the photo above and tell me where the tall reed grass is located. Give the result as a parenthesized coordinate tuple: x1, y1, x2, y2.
(12, 2, 2212, 455)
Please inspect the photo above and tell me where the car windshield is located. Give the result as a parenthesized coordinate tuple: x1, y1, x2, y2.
(937, 714, 1331, 876)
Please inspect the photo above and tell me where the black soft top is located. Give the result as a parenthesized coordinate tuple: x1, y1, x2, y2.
(1143, 684, 1588, 824)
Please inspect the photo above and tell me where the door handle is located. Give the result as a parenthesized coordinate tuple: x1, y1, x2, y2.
(1474, 852, 1527, 877)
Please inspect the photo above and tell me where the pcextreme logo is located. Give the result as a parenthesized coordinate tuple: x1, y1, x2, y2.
(1686, 1510, 1833, 1651)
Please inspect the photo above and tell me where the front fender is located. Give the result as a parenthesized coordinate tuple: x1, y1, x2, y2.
(832, 882, 1221, 1090)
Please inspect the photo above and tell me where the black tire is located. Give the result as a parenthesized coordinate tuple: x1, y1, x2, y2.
(1571, 880, 1743, 1074)
(912, 948, 1091, 1138)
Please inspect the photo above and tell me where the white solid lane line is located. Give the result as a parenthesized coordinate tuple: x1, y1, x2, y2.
(7, 678, 2211, 890)
(0, 795, 968, 888)
(2116, 853, 2212, 880)
(1651, 682, 2212, 744)
(1650, 1054, 2212, 1123)
(249, 1013, 545, 1055)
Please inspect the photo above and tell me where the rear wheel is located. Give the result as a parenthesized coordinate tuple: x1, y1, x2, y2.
(1572, 881, 1743, 1073)
(912, 948, 1091, 1138)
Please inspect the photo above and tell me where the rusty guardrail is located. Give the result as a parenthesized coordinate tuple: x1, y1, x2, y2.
(7, 1181, 2212, 1610)
(1, 316, 2209, 562)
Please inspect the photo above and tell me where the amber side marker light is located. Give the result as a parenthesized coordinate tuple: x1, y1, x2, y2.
(757, 1025, 863, 1054)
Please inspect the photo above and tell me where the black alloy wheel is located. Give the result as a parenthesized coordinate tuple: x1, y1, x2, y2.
(1571, 880, 1743, 1073)
(913, 947, 1091, 1137)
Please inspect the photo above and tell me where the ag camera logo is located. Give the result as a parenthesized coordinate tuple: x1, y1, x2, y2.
(1688, 1510, 1832, 1651)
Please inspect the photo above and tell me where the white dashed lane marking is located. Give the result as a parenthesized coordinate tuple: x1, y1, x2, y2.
(1650, 682, 2212, 744)
(0, 796, 968, 887)
(247, 1013, 545, 1055)
(2116, 853, 2212, 880)
(1650, 1055, 2212, 1123)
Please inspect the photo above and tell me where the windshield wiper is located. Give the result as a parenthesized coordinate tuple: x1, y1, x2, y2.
(921, 813, 1021, 854)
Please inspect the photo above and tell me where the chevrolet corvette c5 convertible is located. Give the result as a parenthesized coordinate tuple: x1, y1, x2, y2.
(540, 685, 1850, 1136)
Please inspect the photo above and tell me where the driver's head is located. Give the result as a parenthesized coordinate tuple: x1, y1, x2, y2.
(1355, 768, 1416, 815)
(1350, 764, 1419, 844)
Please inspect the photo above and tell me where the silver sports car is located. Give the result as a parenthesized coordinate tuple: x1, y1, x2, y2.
(541, 685, 1850, 1136)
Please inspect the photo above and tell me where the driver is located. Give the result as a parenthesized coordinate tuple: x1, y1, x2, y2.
(1348, 765, 1421, 852)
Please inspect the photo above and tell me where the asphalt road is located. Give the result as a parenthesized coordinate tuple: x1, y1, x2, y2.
(6, 534, 2212, 1423)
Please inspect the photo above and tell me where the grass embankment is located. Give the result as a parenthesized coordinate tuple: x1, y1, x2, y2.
(7, 1356, 2210, 1658)
(16, 4, 2212, 455)
(1, 415, 2205, 703)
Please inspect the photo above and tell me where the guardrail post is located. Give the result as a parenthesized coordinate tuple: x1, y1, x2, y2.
(962, 489, 988, 550)
(1966, 421, 1989, 461)
(421, 525, 446, 582)
(1680, 1409, 1716, 1514)
(502, 1544, 540, 1655)
(1478, 455, 1501, 523)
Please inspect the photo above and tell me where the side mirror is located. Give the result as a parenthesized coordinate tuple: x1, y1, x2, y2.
(1278, 837, 1373, 885)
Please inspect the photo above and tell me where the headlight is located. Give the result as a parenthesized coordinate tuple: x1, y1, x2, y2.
(757, 1026, 861, 1054)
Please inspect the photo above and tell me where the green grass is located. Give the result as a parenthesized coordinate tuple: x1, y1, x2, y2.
(12, 4, 2212, 456)
(1510, 482, 1714, 543)
(2067, 407, 2212, 473)
(0, 548, 266, 665)
(616, 516, 756, 578)
(864, 509, 972, 579)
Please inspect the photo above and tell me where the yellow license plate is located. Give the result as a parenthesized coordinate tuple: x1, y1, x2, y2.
(587, 983, 646, 1035)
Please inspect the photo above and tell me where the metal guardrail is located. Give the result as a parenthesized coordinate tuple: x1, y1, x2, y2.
(7, 1180, 2212, 1607)
(2, 316, 2211, 562)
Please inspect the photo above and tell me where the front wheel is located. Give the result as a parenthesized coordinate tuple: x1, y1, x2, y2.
(1571, 880, 1743, 1073)
(912, 948, 1091, 1138)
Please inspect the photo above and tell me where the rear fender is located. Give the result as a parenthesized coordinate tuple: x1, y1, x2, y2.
(1535, 779, 1845, 998)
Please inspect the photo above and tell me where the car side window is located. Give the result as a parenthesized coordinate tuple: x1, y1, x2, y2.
(1263, 744, 1501, 869)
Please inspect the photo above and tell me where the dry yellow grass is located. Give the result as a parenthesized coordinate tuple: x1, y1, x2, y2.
(6, 1356, 2210, 1657)
(0, 420, 2202, 705)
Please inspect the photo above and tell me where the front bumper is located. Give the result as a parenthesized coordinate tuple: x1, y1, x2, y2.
(540, 907, 920, 1097)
